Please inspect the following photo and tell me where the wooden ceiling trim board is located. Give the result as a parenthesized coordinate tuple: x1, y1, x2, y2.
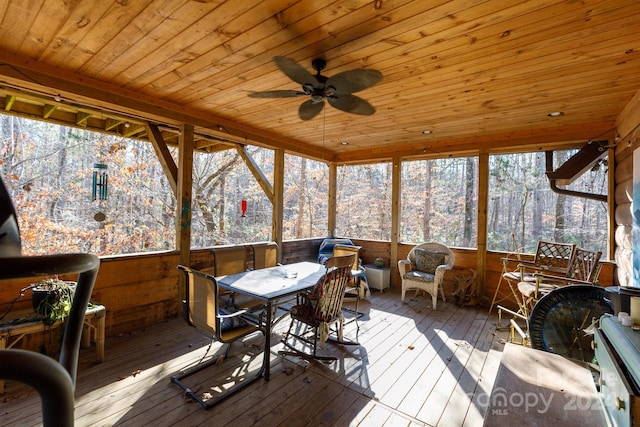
(31, 2, 113, 64)
(190, 0, 447, 107)
(334, 123, 615, 163)
(383, 66, 640, 121)
(366, 12, 636, 106)
(173, 0, 357, 98)
(52, 1, 156, 71)
(368, 3, 633, 97)
(224, 1, 620, 118)
(616, 88, 640, 139)
(0, 52, 332, 160)
(182, 0, 450, 106)
(42, 104, 56, 119)
(0, 1, 42, 54)
(109, 0, 253, 87)
(79, 0, 197, 79)
(362, 39, 639, 122)
(149, 0, 376, 101)
(17, 0, 75, 58)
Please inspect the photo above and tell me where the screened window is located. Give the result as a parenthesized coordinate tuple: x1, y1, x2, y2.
(190, 147, 273, 247)
(401, 157, 478, 247)
(336, 163, 392, 240)
(1, 115, 175, 256)
(282, 154, 328, 240)
(487, 151, 608, 257)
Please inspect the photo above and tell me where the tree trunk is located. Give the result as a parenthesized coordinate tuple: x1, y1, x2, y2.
(463, 157, 474, 246)
(423, 161, 432, 241)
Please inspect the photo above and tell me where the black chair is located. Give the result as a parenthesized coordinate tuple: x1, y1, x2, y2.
(171, 265, 267, 409)
(0, 176, 99, 427)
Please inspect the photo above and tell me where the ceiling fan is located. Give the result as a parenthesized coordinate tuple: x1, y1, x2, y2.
(248, 56, 383, 120)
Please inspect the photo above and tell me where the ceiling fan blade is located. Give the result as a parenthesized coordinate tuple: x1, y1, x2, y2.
(274, 56, 319, 87)
(328, 94, 375, 115)
(248, 90, 304, 98)
(326, 69, 382, 95)
(299, 99, 325, 120)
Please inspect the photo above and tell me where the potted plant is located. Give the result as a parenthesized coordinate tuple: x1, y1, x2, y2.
(30, 278, 75, 325)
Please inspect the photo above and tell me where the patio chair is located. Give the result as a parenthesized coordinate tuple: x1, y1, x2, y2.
(280, 254, 356, 362)
(333, 244, 369, 327)
(518, 247, 602, 312)
(497, 240, 577, 334)
(212, 245, 247, 276)
(212, 245, 260, 309)
(172, 265, 267, 409)
(251, 241, 279, 269)
(398, 242, 454, 309)
(0, 177, 100, 426)
(502, 246, 600, 346)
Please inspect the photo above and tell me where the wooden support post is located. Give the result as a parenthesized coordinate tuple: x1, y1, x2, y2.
(477, 151, 489, 304)
(273, 149, 284, 261)
(177, 124, 194, 298)
(328, 162, 337, 237)
(391, 156, 401, 287)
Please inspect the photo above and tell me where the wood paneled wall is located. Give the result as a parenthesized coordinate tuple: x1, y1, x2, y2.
(0, 240, 618, 349)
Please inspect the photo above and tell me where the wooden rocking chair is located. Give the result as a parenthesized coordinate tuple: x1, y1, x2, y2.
(280, 254, 356, 362)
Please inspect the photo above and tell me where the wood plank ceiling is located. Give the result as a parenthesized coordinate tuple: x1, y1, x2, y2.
(0, 0, 638, 163)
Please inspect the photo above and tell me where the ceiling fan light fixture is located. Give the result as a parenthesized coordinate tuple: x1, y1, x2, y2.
(311, 94, 324, 103)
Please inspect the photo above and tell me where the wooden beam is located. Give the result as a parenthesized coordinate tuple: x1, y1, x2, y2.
(122, 123, 145, 138)
(546, 141, 607, 185)
(477, 151, 489, 303)
(147, 124, 178, 195)
(0, 52, 327, 161)
(328, 162, 336, 238)
(273, 149, 284, 260)
(334, 123, 615, 164)
(4, 95, 15, 111)
(235, 145, 274, 203)
(617, 88, 640, 140)
(177, 124, 194, 296)
(105, 118, 123, 131)
(42, 104, 56, 119)
(76, 111, 91, 126)
(391, 156, 401, 287)
(608, 147, 616, 262)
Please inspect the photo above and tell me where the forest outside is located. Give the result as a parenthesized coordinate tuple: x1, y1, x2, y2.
(0, 114, 608, 257)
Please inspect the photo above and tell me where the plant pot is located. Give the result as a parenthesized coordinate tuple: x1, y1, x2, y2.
(32, 288, 62, 317)
(30, 280, 76, 322)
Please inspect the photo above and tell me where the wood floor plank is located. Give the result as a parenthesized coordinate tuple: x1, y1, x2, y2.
(0, 288, 512, 427)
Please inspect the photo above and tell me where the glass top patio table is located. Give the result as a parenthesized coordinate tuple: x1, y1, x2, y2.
(215, 261, 325, 380)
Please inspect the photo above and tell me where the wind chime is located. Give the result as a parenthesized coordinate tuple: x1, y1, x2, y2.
(92, 163, 108, 222)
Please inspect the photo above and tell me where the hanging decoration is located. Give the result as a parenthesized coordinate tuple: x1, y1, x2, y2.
(241, 199, 247, 217)
(92, 163, 108, 223)
(92, 163, 108, 201)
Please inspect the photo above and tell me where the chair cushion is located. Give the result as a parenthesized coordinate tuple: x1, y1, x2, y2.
(414, 249, 446, 274)
(403, 270, 436, 283)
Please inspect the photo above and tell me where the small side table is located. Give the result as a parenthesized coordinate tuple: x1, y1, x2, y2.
(0, 304, 105, 393)
(364, 265, 390, 292)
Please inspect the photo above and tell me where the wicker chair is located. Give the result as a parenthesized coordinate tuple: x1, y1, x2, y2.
(398, 242, 454, 309)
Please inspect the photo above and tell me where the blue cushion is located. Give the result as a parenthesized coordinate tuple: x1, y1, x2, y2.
(218, 307, 247, 331)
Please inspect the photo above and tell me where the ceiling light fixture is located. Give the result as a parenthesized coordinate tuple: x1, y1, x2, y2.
(422, 130, 432, 134)
(340, 141, 348, 145)
(547, 111, 564, 117)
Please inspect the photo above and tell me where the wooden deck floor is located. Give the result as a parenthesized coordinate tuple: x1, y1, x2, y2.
(1, 288, 509, 426)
